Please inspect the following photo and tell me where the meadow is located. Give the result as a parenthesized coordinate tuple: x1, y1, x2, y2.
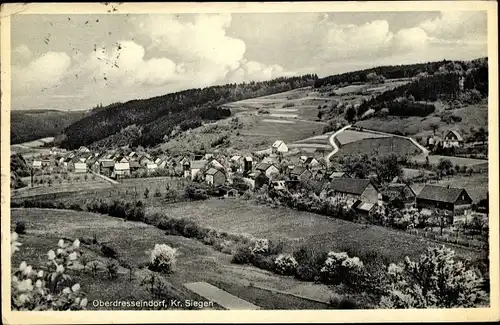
(412, 154, 488, 168)
(411, 173, 489, 203)
(148, 198, 479, 263)
(11, 208, 331, 309)
(355, 101, 488, 139)
(336, 137, 421, 157)
(335, 130, 389, 145)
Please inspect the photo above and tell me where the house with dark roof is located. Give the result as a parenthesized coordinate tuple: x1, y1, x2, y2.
(443, 130, 464, 148)
(302, 157, 319, 169)
(254, 171, 270, 189)
(381, 183, 416, 206)
(353, 200, 377, 217)
(99, 159, 115, 176)
(416, 185, 473, 216)
(313, 169, 328, 180)
(138, 155, 153, 166)
(205, 168, 226, 187)
(190, 160, 207, 180)
(329, 171, 348, 179)
(129, 161, 141, 174)
(289, 166, 313, 181)
(255, 163, 280, 178)
(328, 178, 379, 204)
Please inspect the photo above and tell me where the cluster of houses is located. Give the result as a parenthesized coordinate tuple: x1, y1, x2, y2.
(32, 146, 178, 179)
(28, 139, 475, 222)
(319, 177, 473, 222)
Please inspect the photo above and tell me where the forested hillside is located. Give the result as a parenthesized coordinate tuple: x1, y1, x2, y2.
(11, 110, 86, 144)
(313, 58, 487, 88)
(59, 75, 318, 149)
(355, 58, 488, 118)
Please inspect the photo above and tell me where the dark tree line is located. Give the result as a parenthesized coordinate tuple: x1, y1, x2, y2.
(59, 74, 318, 149)
(356, 62, 488, 118)
(314, 60, 455, 88)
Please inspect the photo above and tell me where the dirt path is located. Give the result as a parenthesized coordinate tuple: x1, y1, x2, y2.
(326, 125, 352, 166)
(90, 170, 120, 185)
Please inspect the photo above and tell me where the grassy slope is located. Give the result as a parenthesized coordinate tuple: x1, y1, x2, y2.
(355, 101, 488, 139)
(11, 208, 330, 309)
(337, 137, 421, 157)
(11, 110, 86, 144)
(149, 198, 479, 263)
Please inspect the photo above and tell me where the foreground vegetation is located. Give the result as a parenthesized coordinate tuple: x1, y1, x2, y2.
(11, 198, 490, 309)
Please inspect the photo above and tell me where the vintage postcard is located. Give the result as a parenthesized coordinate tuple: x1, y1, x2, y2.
(1, 1, 499, 324)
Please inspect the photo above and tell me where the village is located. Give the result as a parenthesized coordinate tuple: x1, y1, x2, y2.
(6, 8, 493, 312)
(19, 123, 488, 233)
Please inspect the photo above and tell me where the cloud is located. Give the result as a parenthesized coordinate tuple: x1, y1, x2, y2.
(138, 14, 246, 70)
(133, 13, 290, 88)
(419, 11, 487, 41)
(13, 44, 32, 64)
(12, 51, 71, 94)
(323, 20, 394, 59)
(87, 40, 178, 87)
(228, 59, 288, 83)
(393, 27, 429, 52)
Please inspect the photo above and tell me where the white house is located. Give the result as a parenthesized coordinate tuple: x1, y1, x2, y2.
(271, 140, 288, 154)
(78, 146, 91, 153)
(443, 130, 464, 148)
(74, 162, 87, 174)
(146, 163, 158, 173)
(114, 162, 130, 178)
(32, 160, 42, 169)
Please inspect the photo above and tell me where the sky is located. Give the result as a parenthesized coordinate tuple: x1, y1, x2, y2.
(10, 11, 488, 111)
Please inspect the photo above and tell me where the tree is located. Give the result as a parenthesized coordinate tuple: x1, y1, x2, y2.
(376, 154, 403, 184)
(380, 246, 487, 308)
(345, 105, 357, 122)
(475, 127, 488, 144)
(430, 123, 438, 135)
(437, 158, 453, 177)
(317, 110, 323, 120)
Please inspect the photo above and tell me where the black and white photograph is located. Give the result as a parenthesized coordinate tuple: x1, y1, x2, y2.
(1, 1, 498, 323)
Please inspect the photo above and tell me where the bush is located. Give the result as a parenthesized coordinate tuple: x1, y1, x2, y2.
(251, 253, 276, 271)
(101, 244, 117, 259)
(149, 244, 177, 274)
(182, 220, 202, 239)
(379, 246, 488, 308)
(274, 254, 298, 275)
(14, 221, 26, 235)
(320, 251, 365, 286)
(154, 188, 162, 197)
(11, 234, 88, 310)
(231, 244, 253, 264)
(295, 265, 319, 282)
(69, 203, 82, 211)
(329, 293, 360, 309)
(251, 238, 270, 255)
(292, 245, 328, 270)
(184, 184, 208, 200)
